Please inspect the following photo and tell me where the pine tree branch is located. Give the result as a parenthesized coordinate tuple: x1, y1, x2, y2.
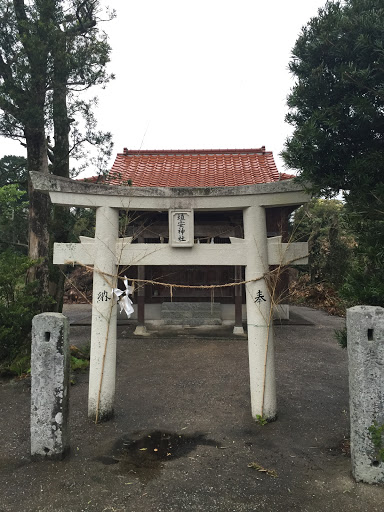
(0, 95, 20, 120)
(0, 54, 28, 111)
(12, 0, 28, 28)
(0, 53, 13, 82)
(65, 0, 97, 34)
(12, 0, 32, 62)
(343, 71, 384, 101)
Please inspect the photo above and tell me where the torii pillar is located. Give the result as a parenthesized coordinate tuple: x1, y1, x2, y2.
(88, 206, 119, 421)
(244, 206, 276, 419)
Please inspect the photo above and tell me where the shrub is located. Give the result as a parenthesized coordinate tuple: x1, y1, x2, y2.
(334, 327, 348, 349)
(0, 250, 49, 370)
(291, 199, 354, 289)
(339, 217, 384, 308)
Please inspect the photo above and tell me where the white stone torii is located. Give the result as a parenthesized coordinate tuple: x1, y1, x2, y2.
(30, 172, 309, 422)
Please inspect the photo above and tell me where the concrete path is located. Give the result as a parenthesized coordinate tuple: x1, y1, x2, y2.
(1, 306, 383, 511)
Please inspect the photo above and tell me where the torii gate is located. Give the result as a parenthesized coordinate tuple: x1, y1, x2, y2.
(30, 172, 309, 422)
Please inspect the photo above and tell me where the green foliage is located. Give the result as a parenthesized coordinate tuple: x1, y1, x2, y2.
(70, 356, 89, 372)
(292, 199, 353, 288)
(256, 415, 268, 426)
(0, 250, 45, 366)
(339, 215, 384, 307)
(283, 0, 384, 202)
(0, 184, 26, 218)
(70, 208, 96, 241)
(0, 156, 28, 187)
(341, 259, 384, 307)
(8, 354, 30, 377)
(284, 0, 384, 309)
(0, 184, 28, 253)
(368, 421, 384, 462)
(69, 344, 90, 380)
(334, 326, 348, 349)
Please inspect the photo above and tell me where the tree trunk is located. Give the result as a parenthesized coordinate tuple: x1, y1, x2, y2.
(52, 29, 70, 180)
(26, 127, 51, 302)
(50, 28, 71, 312)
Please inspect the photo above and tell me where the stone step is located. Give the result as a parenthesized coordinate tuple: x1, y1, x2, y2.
(163, 317, 222, 326)
(161, 302, 222, 326)
(161, 310, 221, 320)
(161, 302, 221, 313)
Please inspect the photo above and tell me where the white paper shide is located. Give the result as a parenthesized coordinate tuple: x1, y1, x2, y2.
(112, 276, 134, 318)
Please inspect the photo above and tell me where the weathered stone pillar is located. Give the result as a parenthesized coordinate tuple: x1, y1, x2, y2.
(31, 313, 69, 459)
(233, 265, 244, 335)
(88, 206, 119, 421)
(244, 206, 276, 421)
(347, 305, 384, 483)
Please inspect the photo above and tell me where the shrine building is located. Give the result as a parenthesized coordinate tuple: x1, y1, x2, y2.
(104, 147, 301, 330)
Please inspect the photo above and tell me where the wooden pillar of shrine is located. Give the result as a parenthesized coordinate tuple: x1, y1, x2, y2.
(233, 265, 244, 335)
(134, 265, 148, 335)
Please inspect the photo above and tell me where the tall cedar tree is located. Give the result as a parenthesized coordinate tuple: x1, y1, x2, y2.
(283, 0, 384, 306)
(0, 0, 113, 305)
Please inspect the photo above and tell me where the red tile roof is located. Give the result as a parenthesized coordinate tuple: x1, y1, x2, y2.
(106, 148, 293, 188)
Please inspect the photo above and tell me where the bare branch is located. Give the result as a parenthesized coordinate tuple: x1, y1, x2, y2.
(0, 239, 28, 248)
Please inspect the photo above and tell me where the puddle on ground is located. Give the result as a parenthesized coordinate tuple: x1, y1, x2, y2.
(96, 430, 219, 483)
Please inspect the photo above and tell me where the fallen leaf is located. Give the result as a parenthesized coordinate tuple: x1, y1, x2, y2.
(248, 462, 278, 478)
(139, 448, 147, 451)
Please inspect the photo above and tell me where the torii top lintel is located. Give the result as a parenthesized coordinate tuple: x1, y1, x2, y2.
(29, 172, 310, 210)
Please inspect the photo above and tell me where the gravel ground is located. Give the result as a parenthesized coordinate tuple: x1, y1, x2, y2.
(1, 306, 383, 512)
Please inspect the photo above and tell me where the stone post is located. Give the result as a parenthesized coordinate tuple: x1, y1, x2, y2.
(347, 305, 384, 483)
(243, 206, 276, 421)
(31, 313, 69, 459)
(88, 206, 119, 421)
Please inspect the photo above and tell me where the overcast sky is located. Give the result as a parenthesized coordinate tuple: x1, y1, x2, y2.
(0, 0, 327, 176)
